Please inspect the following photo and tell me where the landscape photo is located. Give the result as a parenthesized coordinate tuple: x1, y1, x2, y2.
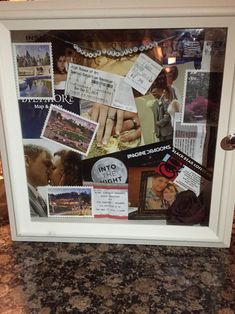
(182, 71, 223, 125)
(41, 105, 98, 156)
(48, 187, 93, 217)
(13, 43, 54, 98)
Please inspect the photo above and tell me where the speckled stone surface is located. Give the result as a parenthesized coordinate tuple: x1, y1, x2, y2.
(0, 214, 234, 314)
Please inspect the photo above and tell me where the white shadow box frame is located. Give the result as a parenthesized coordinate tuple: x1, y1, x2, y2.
(0, 0, 234, 247)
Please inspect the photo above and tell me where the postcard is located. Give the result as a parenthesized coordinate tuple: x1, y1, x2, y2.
(182, 70, 223, 125)
(47, 186, 93, 217)
(13, 43, 54, 99)
(41, 105, 98, 156)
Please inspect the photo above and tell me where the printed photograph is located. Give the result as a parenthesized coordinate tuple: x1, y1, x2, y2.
(136, 149, 212, 224)
(182, 70, 223, 125)
(41, 105, 98, 156)
(139, 170, 209, 225)
(22, 139, 84, 218)
(13, 43, 54, 99)
(135, 66, 184, 146)
(80, 100, 142, 159)
(19, 90, 80, 139)
(48, 187, 93, 217)
(139, 171, 182, 214)
(128, 167, 183, 220)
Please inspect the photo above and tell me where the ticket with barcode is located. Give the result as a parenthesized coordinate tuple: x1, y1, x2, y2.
(65, 63, 120, 107)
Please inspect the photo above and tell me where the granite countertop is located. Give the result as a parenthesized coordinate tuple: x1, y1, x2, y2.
(0, 216, 234, 314)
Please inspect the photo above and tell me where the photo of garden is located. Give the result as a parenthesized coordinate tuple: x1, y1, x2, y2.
(42, 105, 98, 155)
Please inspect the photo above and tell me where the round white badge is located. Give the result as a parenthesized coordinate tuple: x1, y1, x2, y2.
(91, 157, 127, 183)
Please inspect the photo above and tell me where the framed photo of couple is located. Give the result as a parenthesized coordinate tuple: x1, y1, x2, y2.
(138, 170, 183, 219)
(0, 0, 234, 247)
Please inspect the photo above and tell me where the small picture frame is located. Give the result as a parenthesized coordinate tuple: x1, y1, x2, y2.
(138, 171, 169, 219)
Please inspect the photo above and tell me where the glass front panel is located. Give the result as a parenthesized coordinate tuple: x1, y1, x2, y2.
(11, 28, 227, 225)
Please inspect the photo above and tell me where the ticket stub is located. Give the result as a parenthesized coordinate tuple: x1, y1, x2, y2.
(93, 186, 128, 218)
(124, 53, 163, 95)
(112, 78, 137, 113)
(65, 63, 137, 112)
(65, 63, 119, 106)
(84, 182, 128, 219)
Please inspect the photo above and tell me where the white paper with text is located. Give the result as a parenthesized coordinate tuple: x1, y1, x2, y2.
(124, 53, 163, 95)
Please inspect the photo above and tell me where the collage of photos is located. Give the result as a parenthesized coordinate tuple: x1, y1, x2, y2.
(11, 27, 227, 225)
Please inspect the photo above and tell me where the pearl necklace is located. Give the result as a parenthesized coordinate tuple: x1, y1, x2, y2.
(73, 41, 158, 59)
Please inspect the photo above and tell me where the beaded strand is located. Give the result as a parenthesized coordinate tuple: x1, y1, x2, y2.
(72, 41, 159, 59)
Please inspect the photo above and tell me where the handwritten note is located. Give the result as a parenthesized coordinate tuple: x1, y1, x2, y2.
(124, 53, 163, 95)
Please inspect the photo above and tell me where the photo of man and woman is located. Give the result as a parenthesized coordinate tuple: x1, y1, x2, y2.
(139, 171, 183, 219)
(23, 139, 83, 218)
(128, 165, 209, 226)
